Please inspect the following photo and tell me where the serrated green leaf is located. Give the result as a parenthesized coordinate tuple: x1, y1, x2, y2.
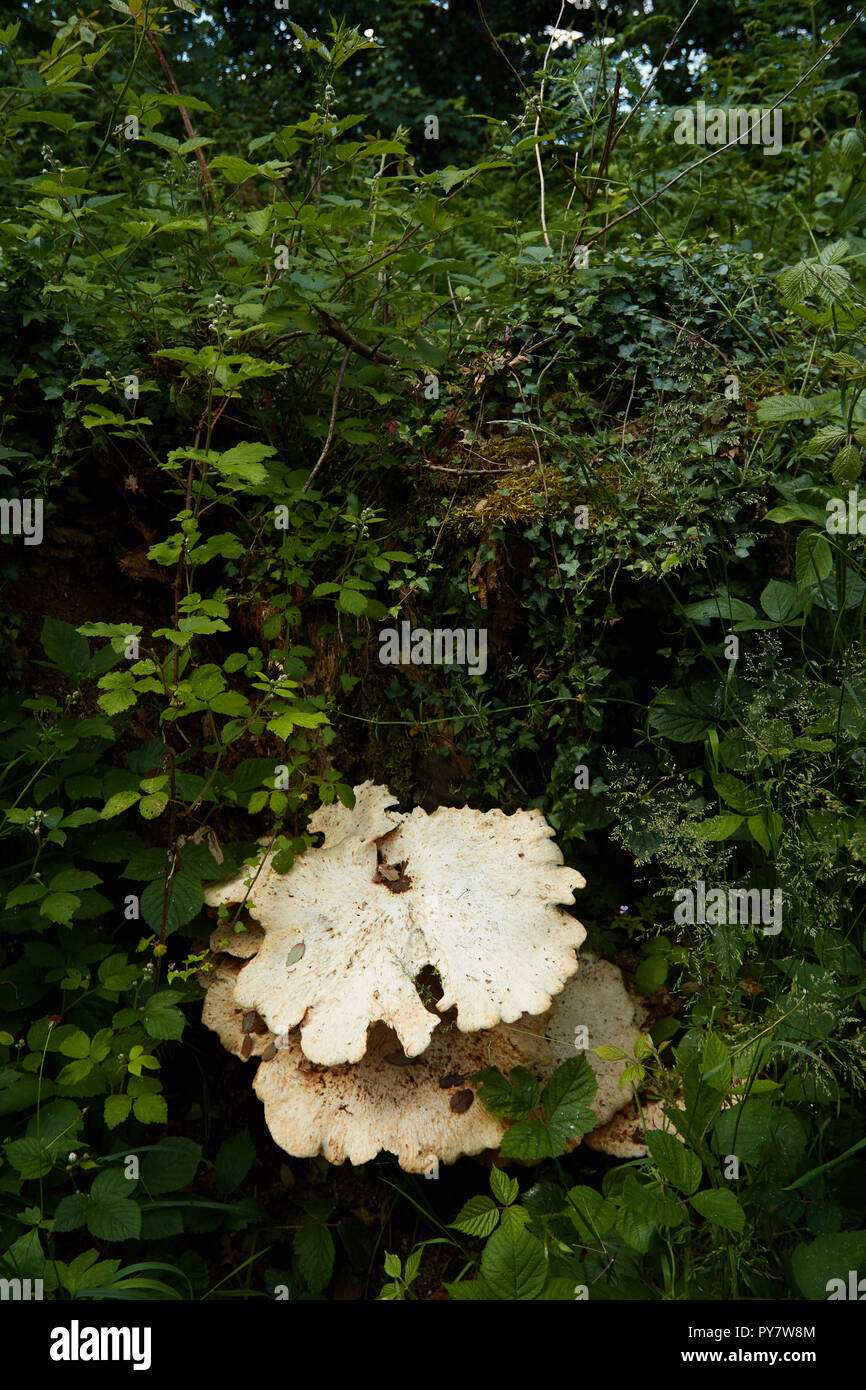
(489, 1167, 519, 1206)
(294, 1222, 334, 1292)
(450, 1195, 500, 1238)
(645, 1131, 702, 1195)
(689, 1188, 745, 1233)
(480, 1226, 547, 1300)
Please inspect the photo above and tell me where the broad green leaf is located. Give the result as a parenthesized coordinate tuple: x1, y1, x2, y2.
(792, 1231, 866, 1299)
(760, 579, 804, 622)
(40, 617, 90, 676)
(132, 1092, 168, 1124)
(756, 394, 816, 423)
(694, 813, 744, 841)
(566, 1186, 616, 1243)
(480, 1225, 547, 1300)
(140, 1136, 202, 1194)
(140, 874, 203, 936)
(87, 1169, 141, 1242)
(294, 1222, 335, 1293)
(215, 1131, 256, 1194)
(795, 530, 833, 588)
(101, 790, 141, 819)
(210, 154, 262, 183)
(648, 691, 714, 743)
(644, 1131, 702, 1195)
(689, 1188, 746, 1233)
(499, 1118, 554, 1161)
(104, 1094, 132, 1129)
(474, 1066, 539, 1120)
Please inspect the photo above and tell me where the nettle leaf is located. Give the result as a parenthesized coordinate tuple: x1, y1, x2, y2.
(831, 444, 862, 485)
(755, 393, 816, 423)
(450, 1195, 500, 1238)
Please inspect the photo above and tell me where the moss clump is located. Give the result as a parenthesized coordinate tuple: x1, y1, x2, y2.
(434, 435, 572, 533)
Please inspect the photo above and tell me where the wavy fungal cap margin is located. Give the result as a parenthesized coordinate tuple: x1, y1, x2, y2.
(203, 781, 586, 1066)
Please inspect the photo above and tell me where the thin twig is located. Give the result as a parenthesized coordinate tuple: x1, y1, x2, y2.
(302, 347, 352, 494)
(314, 307, 397, 365)
(611, 0, 702, 146)
(585, 6, 866, 247)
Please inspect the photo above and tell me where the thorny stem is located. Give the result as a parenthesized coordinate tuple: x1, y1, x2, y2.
(145, 30, 217, 203)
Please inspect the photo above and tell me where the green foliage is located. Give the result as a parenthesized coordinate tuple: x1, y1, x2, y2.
(1, 0, 865, 1305)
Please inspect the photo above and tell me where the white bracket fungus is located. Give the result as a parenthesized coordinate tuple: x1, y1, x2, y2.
(204, 781, 586, 1066)
(539, 951, 651, 1128)
(584, 1097, 687, 1159)
(203, 956, 554, 1170)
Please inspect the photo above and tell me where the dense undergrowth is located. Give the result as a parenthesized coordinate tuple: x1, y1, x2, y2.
(1, 0, 866, 1301)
